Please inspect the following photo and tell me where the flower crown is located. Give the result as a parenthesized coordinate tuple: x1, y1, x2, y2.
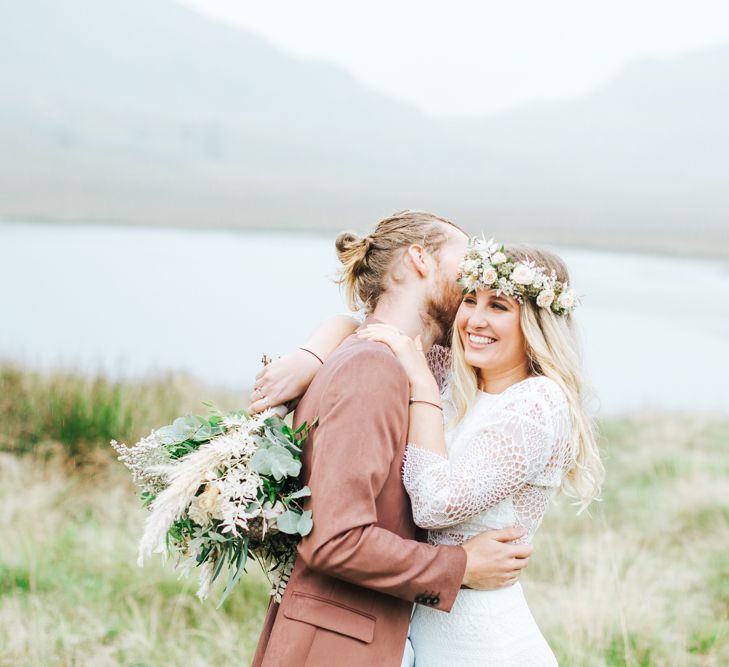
(457, 237, 579, 316)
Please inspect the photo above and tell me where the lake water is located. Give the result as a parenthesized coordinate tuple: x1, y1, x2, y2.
(1, 222, 728, 416)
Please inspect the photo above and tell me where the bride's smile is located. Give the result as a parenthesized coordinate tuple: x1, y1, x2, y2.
(465, 333, 496, 348)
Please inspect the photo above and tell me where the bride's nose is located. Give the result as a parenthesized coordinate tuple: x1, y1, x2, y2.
(467, 304, 491, 330)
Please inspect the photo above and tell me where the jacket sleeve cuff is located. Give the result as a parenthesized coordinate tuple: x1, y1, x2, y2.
(431, 544, 467, 612)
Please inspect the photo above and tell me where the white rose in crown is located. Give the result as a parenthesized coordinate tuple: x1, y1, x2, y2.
(461, 259, 477, 275)
(481, 266, 498, 285)
(531, 272, 548, 289)
(491, 251, 507, 265)
(536, 289, 555, 308)
(511, 264, 535, 285)
(557, 289, 576, 310)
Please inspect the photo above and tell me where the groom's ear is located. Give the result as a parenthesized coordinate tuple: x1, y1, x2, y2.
(404, 243, 430, 278)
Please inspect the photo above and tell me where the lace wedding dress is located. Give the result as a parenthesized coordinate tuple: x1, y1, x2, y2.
(403, 346, 575, 666)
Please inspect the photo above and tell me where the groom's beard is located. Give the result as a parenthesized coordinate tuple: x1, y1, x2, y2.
(423, 275, 462, 348)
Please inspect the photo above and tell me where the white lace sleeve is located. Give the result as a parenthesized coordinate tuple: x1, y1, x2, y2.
(402, 378, 571, 530)
(425, 344, 453, 393)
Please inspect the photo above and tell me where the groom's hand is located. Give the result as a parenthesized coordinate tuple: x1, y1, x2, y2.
(460, 527, 532, 589)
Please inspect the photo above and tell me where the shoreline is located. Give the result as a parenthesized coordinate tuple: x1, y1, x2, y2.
(2, 217, 727, 261)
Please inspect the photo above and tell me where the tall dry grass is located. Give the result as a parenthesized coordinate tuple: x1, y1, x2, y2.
(526, 417, 729, 666)
(0, 366, 242, 461)
(0, 453, 269, 666)
(0, 367, 727, 666)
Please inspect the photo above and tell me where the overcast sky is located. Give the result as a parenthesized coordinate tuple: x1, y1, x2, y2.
(182, 0, 729, 117)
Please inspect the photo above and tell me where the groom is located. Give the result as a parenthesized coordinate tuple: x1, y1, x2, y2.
(252, 211, 532, 667)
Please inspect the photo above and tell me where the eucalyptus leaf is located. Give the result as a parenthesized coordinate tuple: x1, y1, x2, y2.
(156, 425, 188, 446)
(271, 449, 301, 480)
(276, 510, 302, 535)
(250, 448, 273, 475)
(297, 510, 313, 536)
(154, 426, 178, 445)
(192, 423, 215, 442)
(253, 434, 270, 450)
(251, 444, 301, 481)
(287, 486, 311, 500)
(157, 414, 199, 445)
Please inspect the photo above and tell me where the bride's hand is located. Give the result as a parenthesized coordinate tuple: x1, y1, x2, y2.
(248, 349, 322, 414)
(357, 324, 436, 392)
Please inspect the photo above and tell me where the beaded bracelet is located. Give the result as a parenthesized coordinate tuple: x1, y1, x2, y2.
(299, 347, 324, 365)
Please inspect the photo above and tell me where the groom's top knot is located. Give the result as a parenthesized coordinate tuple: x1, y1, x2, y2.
(335, 230, 371, 266)
(335, 210, 459, 313)
(335, 230, 364, 255)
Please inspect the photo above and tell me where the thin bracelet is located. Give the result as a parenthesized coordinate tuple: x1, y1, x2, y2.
(299, 347, 324, 365)
(409, 398, 443, 411)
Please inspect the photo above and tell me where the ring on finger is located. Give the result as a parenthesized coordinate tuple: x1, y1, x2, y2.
(254, 387, 264, 399)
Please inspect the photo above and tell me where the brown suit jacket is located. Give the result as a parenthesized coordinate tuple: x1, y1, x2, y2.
(251, 323, 467, 667)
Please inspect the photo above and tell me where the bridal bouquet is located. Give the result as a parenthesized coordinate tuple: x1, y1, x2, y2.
(112, 407, 316, 606)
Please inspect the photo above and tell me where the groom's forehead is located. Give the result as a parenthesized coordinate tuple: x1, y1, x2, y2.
(442, 223, 469, 248)
(446, 222, 471, 245)
(439, 218, 470, 240)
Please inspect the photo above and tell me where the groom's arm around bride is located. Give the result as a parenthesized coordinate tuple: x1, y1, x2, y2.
(251, 324, 530, 667)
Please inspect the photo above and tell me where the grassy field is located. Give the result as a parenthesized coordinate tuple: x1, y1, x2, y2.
(1, 367, 727, 666)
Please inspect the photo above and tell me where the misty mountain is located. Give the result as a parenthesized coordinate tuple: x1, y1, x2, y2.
(1, 0, 727, 251)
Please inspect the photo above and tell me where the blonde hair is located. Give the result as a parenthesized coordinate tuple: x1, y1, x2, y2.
(448, 244, 604, 513)
(335, 210, 459, 312)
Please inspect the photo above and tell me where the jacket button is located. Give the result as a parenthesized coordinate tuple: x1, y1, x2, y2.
(431, 596, 440, 605)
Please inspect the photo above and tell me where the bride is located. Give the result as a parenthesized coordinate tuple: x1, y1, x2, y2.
(250, 238, 603, 666)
